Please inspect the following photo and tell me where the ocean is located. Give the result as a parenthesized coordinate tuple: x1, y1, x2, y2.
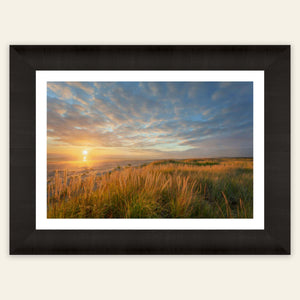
(47, 159, 155, 179)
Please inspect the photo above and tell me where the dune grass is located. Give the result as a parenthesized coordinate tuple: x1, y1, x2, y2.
(47, 158, 253, 218)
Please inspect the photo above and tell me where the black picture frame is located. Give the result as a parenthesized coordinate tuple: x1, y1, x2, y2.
(10, 45, 290, 254)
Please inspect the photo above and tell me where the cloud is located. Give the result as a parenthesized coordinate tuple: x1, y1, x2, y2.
(66, 82, 95, 95)
(73, 96, 89, 105)
(48, 83, 73, 99)
(219, 82, 232, 88)
(47, 82, 253, 159)
(212, 91, 222, 101)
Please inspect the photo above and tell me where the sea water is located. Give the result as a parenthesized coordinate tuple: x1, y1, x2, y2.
(47, 159, 154, 179)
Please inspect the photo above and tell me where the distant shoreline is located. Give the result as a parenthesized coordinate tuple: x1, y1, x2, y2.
(47, 156, 253, 164)
(47, 158, 155, 178)
(47, 157, 253, 179)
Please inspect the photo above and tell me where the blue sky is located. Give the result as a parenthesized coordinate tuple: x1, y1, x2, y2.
(47, 81, 253, 160)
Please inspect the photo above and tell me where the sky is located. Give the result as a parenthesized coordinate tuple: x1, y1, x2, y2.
(47, 81, 253, 161)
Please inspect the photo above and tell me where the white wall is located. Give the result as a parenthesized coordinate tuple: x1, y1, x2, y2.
(0, 1, 298, 299)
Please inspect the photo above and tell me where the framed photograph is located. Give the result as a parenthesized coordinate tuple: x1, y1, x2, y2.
(10, 45, 290, 254)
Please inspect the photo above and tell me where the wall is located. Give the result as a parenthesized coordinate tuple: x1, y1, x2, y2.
(0, 1, 298, 299)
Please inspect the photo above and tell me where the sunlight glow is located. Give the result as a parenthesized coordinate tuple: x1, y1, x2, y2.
(47, 81, 254, 160)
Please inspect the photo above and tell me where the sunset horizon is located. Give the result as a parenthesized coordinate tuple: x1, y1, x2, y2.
(47, 81, 253, 162)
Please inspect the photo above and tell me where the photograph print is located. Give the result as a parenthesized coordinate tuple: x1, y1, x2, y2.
(47, 81, 253, 219)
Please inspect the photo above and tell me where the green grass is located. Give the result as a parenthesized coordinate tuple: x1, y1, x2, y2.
(47, 158, 253, 218)
(151, 159, 219, 167)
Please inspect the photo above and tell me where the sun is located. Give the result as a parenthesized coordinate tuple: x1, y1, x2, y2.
(82, 150, 88, 155)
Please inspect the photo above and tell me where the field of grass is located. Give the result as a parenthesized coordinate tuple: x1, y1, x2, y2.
(47, 158, 253, 218)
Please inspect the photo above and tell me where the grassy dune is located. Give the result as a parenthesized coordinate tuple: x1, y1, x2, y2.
(47, 158, 253, 218)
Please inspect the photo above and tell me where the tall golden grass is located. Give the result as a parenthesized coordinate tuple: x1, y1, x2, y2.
(47, 158, 253, 218)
